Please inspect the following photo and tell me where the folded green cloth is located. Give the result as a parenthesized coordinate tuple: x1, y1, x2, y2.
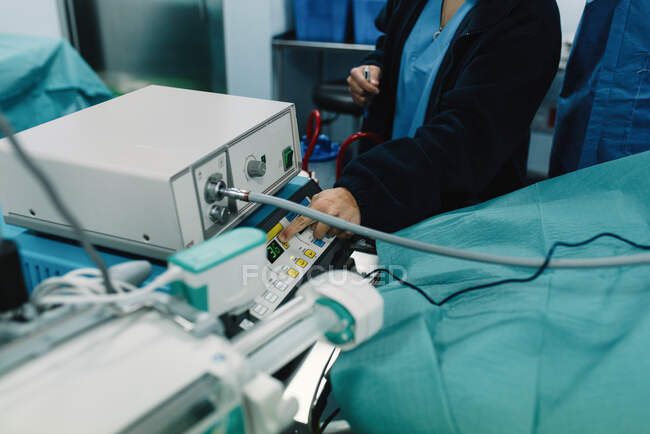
(332, 151, 650, 434)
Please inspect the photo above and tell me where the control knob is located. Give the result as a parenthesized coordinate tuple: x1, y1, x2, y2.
(247, 159, 266, 178)
(209, 205, 229, 225)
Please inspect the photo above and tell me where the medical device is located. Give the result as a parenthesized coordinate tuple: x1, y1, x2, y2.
(236, 179, 345, 330)
(0, 85, 302, 260)
(0, 225, 383, 433)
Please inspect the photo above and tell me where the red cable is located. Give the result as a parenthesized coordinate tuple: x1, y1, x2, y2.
(336, 132, 382, 180)
(302, 110, 322, 172)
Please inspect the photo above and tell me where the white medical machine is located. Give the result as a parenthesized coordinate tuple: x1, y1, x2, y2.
(0, 85, 302, 259)
(0, 85, 384, 434)
(0, 229, 383, 434)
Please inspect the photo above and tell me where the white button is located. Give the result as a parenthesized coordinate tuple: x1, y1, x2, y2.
(239, 319, 255, 330)
(275, 281, 289, 291)
(264, 291, 279, 302)
(253, 304, 269, 316)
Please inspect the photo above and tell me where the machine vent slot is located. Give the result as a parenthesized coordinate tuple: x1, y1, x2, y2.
(21, 260, 69, 293)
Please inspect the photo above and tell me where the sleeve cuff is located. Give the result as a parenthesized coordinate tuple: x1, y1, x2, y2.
(334, 175, 375, 228)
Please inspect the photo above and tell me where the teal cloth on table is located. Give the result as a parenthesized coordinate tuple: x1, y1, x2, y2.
(0, 34, 113, 135)
(331, 151, 650, 434)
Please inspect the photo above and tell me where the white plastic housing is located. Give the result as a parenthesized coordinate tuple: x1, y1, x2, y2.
(0, 85, 302, 259)
(299, 270, 384, 351)
(180, 242, 267, 317)
(242, 373, 298, 434)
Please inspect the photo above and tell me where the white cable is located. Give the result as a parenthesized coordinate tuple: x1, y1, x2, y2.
(31, 269, 134, 301)
(35, 266, 183, 306)
(233, 190, 650, 269)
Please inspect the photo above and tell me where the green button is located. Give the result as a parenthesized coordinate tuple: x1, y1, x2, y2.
(282, 147, 294, 171)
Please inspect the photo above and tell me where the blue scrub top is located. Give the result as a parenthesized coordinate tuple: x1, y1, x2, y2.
(392, 0, 476, 139)
(550, 0, 650, 176)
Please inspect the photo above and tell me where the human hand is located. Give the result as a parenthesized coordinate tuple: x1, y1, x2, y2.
(347, 65, 382, 107)
(278, 188, 361, 242)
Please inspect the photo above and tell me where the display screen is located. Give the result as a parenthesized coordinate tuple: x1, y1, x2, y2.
(266, 240, 284, 264)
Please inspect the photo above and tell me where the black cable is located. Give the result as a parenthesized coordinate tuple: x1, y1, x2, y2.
(320, 408, 341, 433)
(367, 268, 440, 305)
(367, 232, 650, 307)
(0, 111, 116, 294)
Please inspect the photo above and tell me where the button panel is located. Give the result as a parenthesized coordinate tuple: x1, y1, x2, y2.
(249, 213, 336, 320)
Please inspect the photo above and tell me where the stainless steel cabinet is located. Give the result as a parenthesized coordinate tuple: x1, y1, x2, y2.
(60, 0, 227, 94)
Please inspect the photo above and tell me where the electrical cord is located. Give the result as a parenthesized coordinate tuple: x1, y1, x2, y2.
(0, 111, 117, 294)
(33, 266, 182, 306)
(366, 232, 650, 306)
(302, 110, 322, 173)
(366, 268, 439, 305)
(31, 268, 138, 301)
(335, 132, 382, 180)
(220, 188, 650, 269)
(320, 408, 341, 433)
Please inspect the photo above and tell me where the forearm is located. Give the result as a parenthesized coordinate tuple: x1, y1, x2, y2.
(335, 137, 443, 232)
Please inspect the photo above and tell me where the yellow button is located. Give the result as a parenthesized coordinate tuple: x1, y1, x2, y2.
(287, 268, 300, 278)
(267, 223, 284, 242)
(304, 249, 316, 258)
(283, 242, 290, 249)
(295, 258, 308, 268)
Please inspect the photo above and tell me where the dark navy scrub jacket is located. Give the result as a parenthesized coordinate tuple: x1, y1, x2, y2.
(335, 0, 562, 232)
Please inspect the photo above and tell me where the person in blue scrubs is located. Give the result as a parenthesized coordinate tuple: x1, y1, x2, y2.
(279, 0, 561, 241)
(351, 0, 476, 140)
(550, 0, 650, 176)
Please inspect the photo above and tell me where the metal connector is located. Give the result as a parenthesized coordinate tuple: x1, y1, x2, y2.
(220, 187, 250, 202)
(204, 176, 227, 204)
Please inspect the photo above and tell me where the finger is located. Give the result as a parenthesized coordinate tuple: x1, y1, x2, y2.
(351, 93, 368, 107)
(312, 222, 331, 240)
(347, 76, 366, 97)
(326, 228, 338, 238)
(340, 208, 361, 226)
(350, 67, 380, 94)
(368, 66, 382, 86)
(337, 231, 355, 240)
(350, 68, 380, 95)
(278, 215, 314, 243)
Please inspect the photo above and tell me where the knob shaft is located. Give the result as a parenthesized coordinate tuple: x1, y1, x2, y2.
(209, 205, 229, 225)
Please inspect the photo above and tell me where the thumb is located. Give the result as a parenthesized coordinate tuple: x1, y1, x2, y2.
(369, 66, 382, 86)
